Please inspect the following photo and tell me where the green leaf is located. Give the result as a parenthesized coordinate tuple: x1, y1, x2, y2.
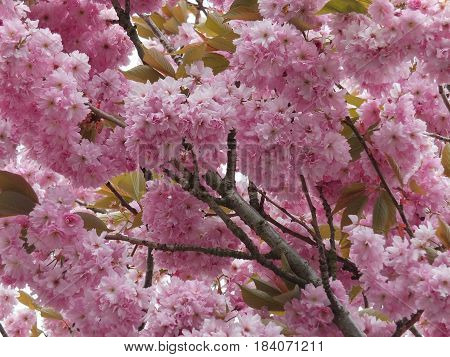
(130, 211, 143, 229)
(345, 93, 365, 107)
(132, 16, 154, 39)
(163, 17, 180, 34)
(424, 247, 438, 264)
(349, 285, 363, 302)
(289, 16, 317, 31)
(251, 276, 282, 296)
(93, 196, 117, 209)
(176, 43, 207, 78)
(121, 65, 162, 83)
(409, 179, 426, 195)
(341, 194, 368, 228)
(117, 170, 146, 202)
(202, 53, 230, 74)
(319, 224, 343, 240)
(333, 183, 367, 214)
(171, 0, 189, 23)
(317, 0, 371, 15)
(40, 307, 64, 320)
(348, 136, 363, 161)
(30, 323, 43, 337)
(144, 48, 176, 77)
(17, 291, 40, 310)
(223, 0, 262, 21)
(339, 234, 351, 258)
(387, 155, 404, 186)
(206, 36, 236, 53)
(0, 171, 39, 203)
(204, 13, 236, 37)
(442, 143, 450, 177)
(280, 253, 296, 290)
(359, 308, 390, 322)
(239, 284, 285, 311)
(0, 191, 37, 217)
(436, 218, 450, 250)
(372, 189, 397, 234)
(273, 285, 300, 305)
(76, 212, 109, 235)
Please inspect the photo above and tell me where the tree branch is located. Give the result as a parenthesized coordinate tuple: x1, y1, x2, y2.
(162, 166, 310, 287)
(318, 186, 337, 280)
(105, 182, 138, 215)
(111, 0, 145, 61)
(0, 323, 7, 337)
(224, 129, 237, 189)
(106, 233, 277, 261)
(88, 104, 126, 128)
(425, 132, 450, 143)
(204, 170, 321, 286)
(254, 186, 316, 238)
(250, 183, 360, 279)
(438, 85, 450, 113)
(393, 310, 423, 337)
(143, 247, 154, 288)
(300, 174, 365, 337)
(343, 117, 414, 238)
(138, 14, 182, 65)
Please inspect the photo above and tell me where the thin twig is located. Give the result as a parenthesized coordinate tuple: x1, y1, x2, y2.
(75, 200, 107, 214)
(255, 187, 316, 237)
(343, 117, 414, 238)
(105, 182, 138, 215)
(138, 14, 182, 65)
(88, 104, 126, 128)
(438, 85, 450, 113)
(425, 132, 450, 143)
(0, 323, 8, 337)
(250, 183, 360, 279)
(224, 129, 237, 189)
(318, 186, 337, 280)
(300, 174, 365, 337)
(393, 310, 423, 337)
(143, 247, 154, 288)
(107, 234, 277, 261)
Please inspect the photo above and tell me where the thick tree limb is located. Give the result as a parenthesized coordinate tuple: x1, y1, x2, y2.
(393, 310, 423, 337)
(204, 170, 321, 286)
(300, 174, 365, 337)
(105, 182, 138, 215)
(344, 117, 414, 238)
(0, 323, 7, 337)
(88, 104, 126, 128)
(438, 85, 450, 113)
(318, 186, 337, 280)
(111, 0, 145, 61)
(162, 167, 310, 287)
(409, 326, 422, 337)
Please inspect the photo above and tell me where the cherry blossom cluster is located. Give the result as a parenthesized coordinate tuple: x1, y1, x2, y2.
(30, 0, 133, 73)
(140, 181, 241, 278)
(0, 0, 448, 338)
